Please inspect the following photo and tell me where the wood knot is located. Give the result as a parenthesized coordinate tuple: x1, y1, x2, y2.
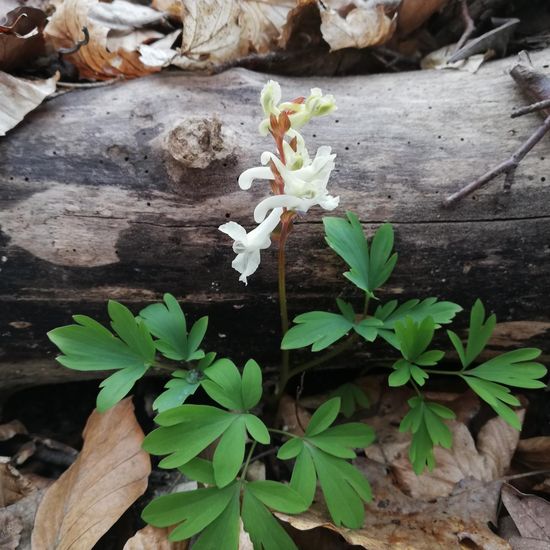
(166, 116, 235, 169)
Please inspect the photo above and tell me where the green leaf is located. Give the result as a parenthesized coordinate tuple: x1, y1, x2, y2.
(309, 423, 375, 458)
(369, 222, 398, 290)
(330, 383, 370, 418)
(245, 414, 270, 445)
(416, 350, 445, 367)
(108, 300, 156, 361)
(464, 300, 496, 367)
(139, 293, 208, 362)
(140, 293, 188, 360)
(143, 405, 235, 468)
(241, 489, 298, 550)
(152, 378, 200, 412)
(179, 457, 215, 485)
(336, 299, 356, 323)
(305, 397, 340, 436)
(394, 316, 436, 362)
(388, 359, 412, 387)
(375, 298, 462, 347)
(281, 311, 353, 352)
(142, 483, 237, 540)
(97, 364, 148, 412)
(202, 359, 245, 410)
(247, 481, 308, 514)
(277, 437, 303, 460)
(399, 398, 455, 474)
(310, 447, 371, 528)
(353, 317, 384, 342)
(466, 349, 546, 389)
(48, 302, 155, 410)
(323, 213, 397, 294)
(241, 359, 263, 410)
(289, 448, 316, 506)
(192, 488, 240, 550)
(462, 377, 522, 430)
(213, 415, 247, 487)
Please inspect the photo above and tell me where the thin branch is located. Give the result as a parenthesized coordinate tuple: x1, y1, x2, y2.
(454, 0, 475, 53)
(511, 98, 550, 118)
(444, 114, 550, 206)
(57, 77, 122, 89)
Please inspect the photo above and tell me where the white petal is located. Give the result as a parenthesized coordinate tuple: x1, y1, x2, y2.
(254, 195, 306, 222)
(248, 207, 283, 242)
(318, 193, 340, 211)
(219, 221, 247, 241)
(238, 166, 274, 190)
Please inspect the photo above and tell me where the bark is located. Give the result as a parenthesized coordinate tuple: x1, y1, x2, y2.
(1, 50, 550, 388)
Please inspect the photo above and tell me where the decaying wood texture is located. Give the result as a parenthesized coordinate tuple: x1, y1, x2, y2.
(1, 50, 550, 388)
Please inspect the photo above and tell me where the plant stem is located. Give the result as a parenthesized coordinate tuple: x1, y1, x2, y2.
(424, 368, 464, 376)
(240, 441, 258, 482)
(268, 428, 298, 439)
(288, 333, 359, 380)
(276, 218, 292, 400)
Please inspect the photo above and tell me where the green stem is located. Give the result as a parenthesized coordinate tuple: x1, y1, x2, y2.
(240, 441, 258, 482)
(268, 428, 298, 438)
(288, 333, 359, 380)
(424, 369, 464, 376)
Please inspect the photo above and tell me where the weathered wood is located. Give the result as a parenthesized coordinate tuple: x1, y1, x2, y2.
(1, 51, 550, 388)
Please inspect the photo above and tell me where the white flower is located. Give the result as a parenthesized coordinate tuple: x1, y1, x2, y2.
(238, 142, 339, 223)
(259, 83, 336, 136)
(218, 208, 283, 284)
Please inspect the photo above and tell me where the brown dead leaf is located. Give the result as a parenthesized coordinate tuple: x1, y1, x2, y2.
(0, 7, 47, 72)
(397, 0, 447, 37)
(319, 1, 398, 52)
(123, 525, 188, 550)
(174, 0, 295, 69)
(0, 419, 27, 441)
(45, 0, 161, 80)
(31, 398, 151, 550)
(501, 484, 550, 549)
(515, 437, 550, 470)
(0, 462, 33, 506)
(278, 394, 311, 436)
(277, 459, 510, 550)
(365, 388, 523, 499)
(152, 0, 183, 22)
(0, 509, 23, 550)
(0, 70, 57, 136)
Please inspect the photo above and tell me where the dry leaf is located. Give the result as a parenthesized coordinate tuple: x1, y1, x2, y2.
(319, 1, 398, 52)
(31, 398, 151, 550)
(278, 394, 311, 436)
(45, 0, 161, 80)
(421, 43, 489, 73)
(515, 437, 550, 470)
(0, 419, 27, 441)
(123, 525, 188, 550)
(173, 0, 295, 69)
(0, 71, 57, 136)
(277, 459, 510, 550)
(152, 0, 182, 21)
(365, 388, 523, 499)
(501, 484, 550, 549)
(0, 462, 34, 506)
(88, 0, 166, 32)
(0, 509, 23, 550)
(0, 7, 47, 72)
(139, 29, 181, 67)
(397, 0, 447, 37)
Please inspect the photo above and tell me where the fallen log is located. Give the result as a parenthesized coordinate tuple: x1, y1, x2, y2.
(1, 50, 550, 388)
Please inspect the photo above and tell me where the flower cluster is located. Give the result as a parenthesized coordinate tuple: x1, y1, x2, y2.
(219, 80, 339, 284)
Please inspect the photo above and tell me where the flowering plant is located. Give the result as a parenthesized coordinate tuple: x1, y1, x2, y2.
(47, 81, 547, 549)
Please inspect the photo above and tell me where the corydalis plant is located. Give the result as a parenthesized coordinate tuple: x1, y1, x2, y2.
(47, 81, 547, 549)
(219, 80, 338, 285)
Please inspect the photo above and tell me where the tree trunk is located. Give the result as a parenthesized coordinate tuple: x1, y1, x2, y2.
(1, 50, 550, 389)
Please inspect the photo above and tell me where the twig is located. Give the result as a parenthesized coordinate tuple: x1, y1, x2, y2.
(444, 114, 550, 206)
(454, 0, 475, 53)
(511, 98, 550, 118)
(57, 77, 123, 89)
(59, 27, 89, 55)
